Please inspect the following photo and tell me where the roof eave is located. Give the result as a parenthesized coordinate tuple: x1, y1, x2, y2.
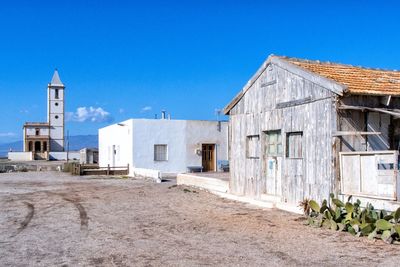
(272, 57, 346, 96)
(223, 55, 274, 115)
(223, 55, 348, 115)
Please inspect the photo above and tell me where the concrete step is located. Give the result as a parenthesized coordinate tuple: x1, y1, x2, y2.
(177, 173, 229, 193)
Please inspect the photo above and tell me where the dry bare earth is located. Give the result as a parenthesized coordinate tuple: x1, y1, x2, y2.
(0, 172, 400, 266)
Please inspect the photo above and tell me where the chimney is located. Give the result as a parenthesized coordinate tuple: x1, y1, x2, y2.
(161, 110, 166, 120)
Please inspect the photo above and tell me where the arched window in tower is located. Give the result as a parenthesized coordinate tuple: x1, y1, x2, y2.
(55, 89, 59, 99)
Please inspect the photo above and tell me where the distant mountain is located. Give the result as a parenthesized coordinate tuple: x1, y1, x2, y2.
(0, 135, 98, 157)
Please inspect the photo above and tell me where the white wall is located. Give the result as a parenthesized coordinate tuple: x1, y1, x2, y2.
(185, 120, 228, 171)
(49, 114, 64, 127)
(99, 119, 133, 169)
(132, 119, 187, 173)
(99, 119, 229, 175)
(26, 127, 49, 136)
(49, 127, 63, 139)
(49, 151, 80, 161)
(49, 101, 64, 114)
(8, 152, 33, 161)
(48, 88, 64, 101)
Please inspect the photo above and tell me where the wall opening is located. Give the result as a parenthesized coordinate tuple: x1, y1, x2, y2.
(34, 141, 41, 152)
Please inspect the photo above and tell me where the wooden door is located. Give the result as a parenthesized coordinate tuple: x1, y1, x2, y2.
(264, 131, 282, 196)
(202, 144, 215, 172)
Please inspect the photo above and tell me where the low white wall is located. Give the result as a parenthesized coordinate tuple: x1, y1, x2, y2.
(8, 152, 33, 161)
(49, 151, 80, 161)
(131, 167, 162, 183)
(177, 173, 229, 193)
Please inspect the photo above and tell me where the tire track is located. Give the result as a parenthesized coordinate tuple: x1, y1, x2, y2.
(63, 197, 89, 230)
(15, 202, 34, 235)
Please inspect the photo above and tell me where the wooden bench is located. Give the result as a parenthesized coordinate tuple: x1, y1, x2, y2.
(187, 166, 203, 173)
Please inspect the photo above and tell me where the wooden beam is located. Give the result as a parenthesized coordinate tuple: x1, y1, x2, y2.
(380, 95, 392, 106)
(276, 96, 313, 109)
(260, 80, 276, 87)
(339, 105, 400, 118)
(332, 131, 382, 137)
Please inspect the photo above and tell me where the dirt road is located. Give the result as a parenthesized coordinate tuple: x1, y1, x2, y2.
(1, 172, 399, 266)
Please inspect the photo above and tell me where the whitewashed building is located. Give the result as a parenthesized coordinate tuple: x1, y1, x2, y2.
(9, 70, 71, 161)
(99, 118, 228, 178)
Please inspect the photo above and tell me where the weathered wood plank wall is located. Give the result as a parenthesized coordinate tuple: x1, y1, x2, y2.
(229, 62, 338, 204)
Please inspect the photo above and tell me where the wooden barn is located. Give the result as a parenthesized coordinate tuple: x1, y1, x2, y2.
(224, 55, 400, 211)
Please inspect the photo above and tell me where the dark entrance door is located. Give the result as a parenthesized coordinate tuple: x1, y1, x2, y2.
(34, 141, 41, 152)
(202, 144, 215, 172)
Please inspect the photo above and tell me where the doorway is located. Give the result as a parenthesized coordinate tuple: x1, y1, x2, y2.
(264, 130, 283, 196)
(202, 144, 215, 172)
(34, 141, 41, 152)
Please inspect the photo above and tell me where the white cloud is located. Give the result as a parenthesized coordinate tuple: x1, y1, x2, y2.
(0, 132, 16, 137)
(66, 106, 113, 123)
(119, 108, 125, 114)
(140, 106, 152, 113)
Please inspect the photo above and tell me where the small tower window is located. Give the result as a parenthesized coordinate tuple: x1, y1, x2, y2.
(55, 89, 59, 99)
(55, 115, 59, 119)
(55, 102, 59, 106)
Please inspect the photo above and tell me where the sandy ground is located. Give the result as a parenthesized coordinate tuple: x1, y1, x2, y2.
(1, 172, 400, 267)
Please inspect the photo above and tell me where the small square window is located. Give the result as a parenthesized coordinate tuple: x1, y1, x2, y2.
(246, 135, 260, 159)
(265, 130, 282, 156)
(286, 132, 303, 158)
(154, 144, 168, 161)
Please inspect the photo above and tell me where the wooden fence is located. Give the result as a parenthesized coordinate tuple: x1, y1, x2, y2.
(69, 163, 129, 176)
(340, 150, 399, 200)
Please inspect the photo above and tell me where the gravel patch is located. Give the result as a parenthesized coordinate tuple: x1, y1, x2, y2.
(1, 172, 400, 266)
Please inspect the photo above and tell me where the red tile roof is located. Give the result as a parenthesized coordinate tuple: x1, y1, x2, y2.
(281, 57, 400, 96)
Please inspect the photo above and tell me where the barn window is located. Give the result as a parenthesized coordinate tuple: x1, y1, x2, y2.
(286, 132, 303, 158)
(154, 144, 168, 161)
(246, 135, 260, 159)
(265, 130, 282, 156)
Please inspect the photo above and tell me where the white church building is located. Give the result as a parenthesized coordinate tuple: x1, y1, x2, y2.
(9, 70, 79, 161)
(99, 117, 228, 178)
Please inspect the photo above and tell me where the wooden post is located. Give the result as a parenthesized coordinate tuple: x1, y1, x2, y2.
(127, 164, 130, 175)
(107, 164, 110, 175)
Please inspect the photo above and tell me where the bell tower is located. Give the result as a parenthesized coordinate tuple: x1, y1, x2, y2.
(47, 69, 65, 152)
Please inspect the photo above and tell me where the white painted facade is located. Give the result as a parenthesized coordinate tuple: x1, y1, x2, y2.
(47, 71, 65, 152)
(99, 119, 228, 175)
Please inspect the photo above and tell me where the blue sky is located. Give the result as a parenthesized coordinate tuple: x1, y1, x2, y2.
(1, 0, 400, 143)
